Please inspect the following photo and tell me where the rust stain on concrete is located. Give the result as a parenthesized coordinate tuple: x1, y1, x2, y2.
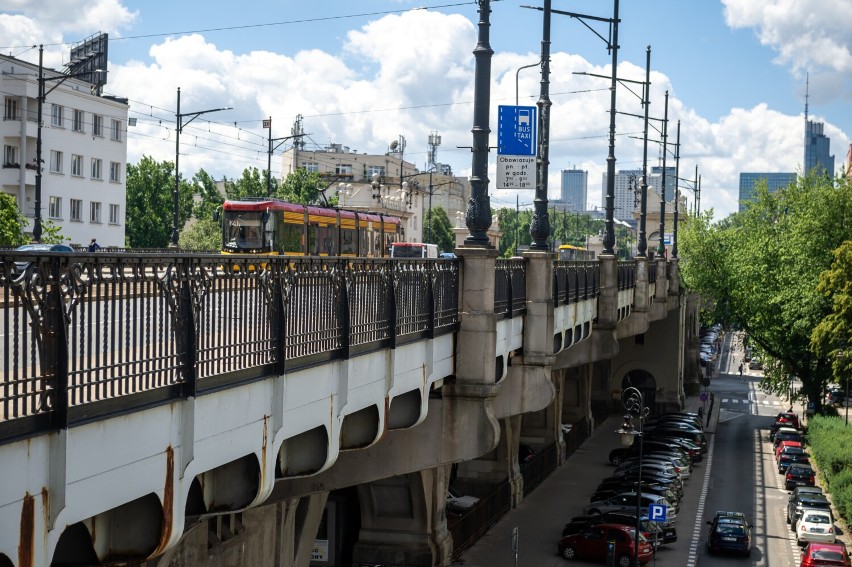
(261, 415, 269, 486)
(151, 446, 175, 557)
(18, 493, 34, 567)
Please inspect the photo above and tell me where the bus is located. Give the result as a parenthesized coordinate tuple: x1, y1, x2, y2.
(390, 242, 438, 259)
(558, 244, 595, 261)
(217, 198, 403, 257)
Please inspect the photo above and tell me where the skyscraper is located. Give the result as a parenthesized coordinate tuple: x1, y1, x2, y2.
(803, 77, 835, 176)
(558, 169, 587, 211)
(738, 173, 797, 211)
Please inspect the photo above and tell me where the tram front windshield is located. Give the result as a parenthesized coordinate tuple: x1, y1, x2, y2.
(223, 211, 266, 252)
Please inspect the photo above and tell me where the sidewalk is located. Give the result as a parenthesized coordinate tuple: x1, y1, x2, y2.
(459, 395, 719, 566)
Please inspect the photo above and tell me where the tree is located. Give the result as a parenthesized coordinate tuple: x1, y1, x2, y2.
(0, 193, 27, 246)
(278, 168, 323, 205)
(179, 217, 221, 251)
(424, 206, 455, 253)
(223, 167, 272, 201)
(125, 156, 193, 248)
(678, 172, 852, 406)
(811, 241, 852, 392)
(191, 168, 224, 223)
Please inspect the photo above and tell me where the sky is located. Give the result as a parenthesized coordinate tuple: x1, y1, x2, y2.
(2, 0, 851, 220)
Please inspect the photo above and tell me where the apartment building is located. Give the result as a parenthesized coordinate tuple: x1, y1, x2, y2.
(1, 53, 128, 247)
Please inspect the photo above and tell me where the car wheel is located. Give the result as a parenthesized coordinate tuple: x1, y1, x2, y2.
(617, 554, 632, 567)
(561, 545, 576, 560)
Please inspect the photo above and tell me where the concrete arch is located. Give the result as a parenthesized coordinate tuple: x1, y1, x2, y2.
(620, 369, 657, 411)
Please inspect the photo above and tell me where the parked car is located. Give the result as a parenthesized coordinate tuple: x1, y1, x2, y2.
(800, 542, 851, 567)
(796, 510, 836, 545)
(785, 464, 816, 490)
(706, 511, 753, 556)
(583, 493, 675, 522)
(776, 411, 801, 429)
(12, 242, 75, 274)
(778, 451, 810, 474)
(561, 512, 672, 545)
(774, 430, 803, 450)
(557, 524, 654, 566)
(748, 357, 763, 370)
(776, 440, 804, 461)
(788, 491, 832, 527)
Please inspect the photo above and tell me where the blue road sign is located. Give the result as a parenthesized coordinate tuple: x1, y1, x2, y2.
(498, 105, 536, 156)
(648, 504, 667, 523)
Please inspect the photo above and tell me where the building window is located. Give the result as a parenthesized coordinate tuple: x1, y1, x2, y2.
(90, 201, 101, 223)
(50, 150, 63, 173)
(110, 161, 121, 182)
(91, 158, 102, 180)
(109, 204, 120, 225)
(48, 196, 62, 219)
(72, 109, 84, 132)
(93, 114, 103, 137)
(51, 104, 63, 127)
(111, 119, 122, 141)
(70, 199, 82, 221)
(367, 165, 385, 178)
(71, 154, 83, 177)
(335, 163, 353, 176)
(3, 145, 17, 166)
(303, 162, 319, 173)
(4, 98, 18, 120)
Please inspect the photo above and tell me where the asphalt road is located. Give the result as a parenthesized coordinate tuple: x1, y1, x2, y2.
(460, 332, 825, 567)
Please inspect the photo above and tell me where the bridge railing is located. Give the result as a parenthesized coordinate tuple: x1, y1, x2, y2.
(494, 258, 526, 318)
(0, 252, 459, 445)
(552, 260, 600, 307)
(617, 260, 636, 290)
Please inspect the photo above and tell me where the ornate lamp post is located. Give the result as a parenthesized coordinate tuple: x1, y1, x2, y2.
(615, 386, 650, 567)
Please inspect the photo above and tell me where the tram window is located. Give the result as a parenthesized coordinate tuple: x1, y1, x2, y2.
(341, 229, 356, 255)
(281, 223, 303, 254)
(358, 228, 368, 256)
(316, 224, 336, 255)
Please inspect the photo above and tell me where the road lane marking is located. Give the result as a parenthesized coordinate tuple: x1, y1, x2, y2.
(686, 433, 715, 567)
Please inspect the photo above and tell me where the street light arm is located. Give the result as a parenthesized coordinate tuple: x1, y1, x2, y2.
(42, 69, 104, 99)
(179, 107, 233, 131)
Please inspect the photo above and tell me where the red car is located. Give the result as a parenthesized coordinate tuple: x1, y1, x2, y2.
(558, 523, 654, 566)
(776, 440, 803, 460)
(777, 411, 801, 429)
(800, 542, 851, 567)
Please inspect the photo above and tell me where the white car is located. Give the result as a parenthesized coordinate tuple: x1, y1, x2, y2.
(795, 509, 836, 545)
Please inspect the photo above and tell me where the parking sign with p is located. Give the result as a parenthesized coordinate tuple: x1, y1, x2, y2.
(649, 504, 667, 523)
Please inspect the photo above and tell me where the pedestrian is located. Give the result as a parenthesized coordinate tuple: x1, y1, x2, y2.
(88, 238, 101, 252)
(738, 363, 744, 378)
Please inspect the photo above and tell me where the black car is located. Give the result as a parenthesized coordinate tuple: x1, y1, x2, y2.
(706, 511, 752, 556)
(608, 442, 692, 466)
(12, 243, 75, 273)
(787, 491, 831, 527)
(785, 464, 816, 490)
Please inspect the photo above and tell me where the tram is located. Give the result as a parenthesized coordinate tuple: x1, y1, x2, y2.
(217, 198, 403, 257)
(557, 244, 595, 261)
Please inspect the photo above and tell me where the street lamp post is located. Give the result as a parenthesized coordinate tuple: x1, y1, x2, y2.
(32, 45, 104, 242)
(171, 87, 231, 247)
(672, 120, 681, 258)
(615, 386, 650, 567)
(656, 91, 669, 258)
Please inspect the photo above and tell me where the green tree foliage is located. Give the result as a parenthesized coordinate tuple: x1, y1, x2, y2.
(191, 168, 224, 223)
(39, 220, 67, 244)
(678, 173, 852, 403)
(179, 217, 221, 251)
(804, 415, 852, 525)
(811, 241, 852, 391)
(495, 207, 600, 258)
(0, 193, 28, 246)
(125, 156, 193, 248)
(279, 168, 323, 205)
(223, 167, 274, 201)
(424, 206, 455, 253)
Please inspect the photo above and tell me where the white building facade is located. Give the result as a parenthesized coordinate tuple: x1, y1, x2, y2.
(1, 54, 128, 247)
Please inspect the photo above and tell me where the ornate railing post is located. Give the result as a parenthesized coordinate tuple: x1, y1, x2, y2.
(43, 260, 70, 428)
(176, 261, 197, 398)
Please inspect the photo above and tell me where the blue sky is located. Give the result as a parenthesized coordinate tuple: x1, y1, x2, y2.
(3, 0, 850, 219)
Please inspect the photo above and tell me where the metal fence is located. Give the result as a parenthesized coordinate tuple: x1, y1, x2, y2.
(552, 260, 600, 307)
(0, 252, 459, 444)
(494, 258, 527, 317)
(448, 480, 512, 560)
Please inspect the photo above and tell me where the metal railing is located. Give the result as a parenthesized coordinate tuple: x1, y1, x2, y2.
(494, 258, 526, 318)
(617, 260, 636, 290)
(552, 260, 600, 307)
(0, 252, 459, 444)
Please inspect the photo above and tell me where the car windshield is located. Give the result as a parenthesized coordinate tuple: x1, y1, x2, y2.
(717, 524, 745, 536)
(804, 514, 830, 523)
